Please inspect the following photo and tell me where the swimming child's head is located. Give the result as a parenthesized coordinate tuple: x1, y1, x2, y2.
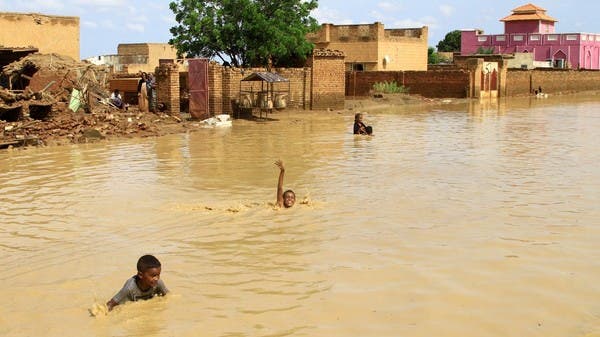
(283, 189, 296, 208)
(136, 255, 162, 290)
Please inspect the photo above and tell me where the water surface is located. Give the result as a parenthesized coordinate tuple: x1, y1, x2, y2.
(1, 95, 599, 337)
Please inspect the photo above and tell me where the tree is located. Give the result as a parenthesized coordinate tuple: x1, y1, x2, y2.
(428, 46, 440, 64)
(428, 47, 451, 65)
(436, 30, 461, 52)
(168, 0, 319, 68)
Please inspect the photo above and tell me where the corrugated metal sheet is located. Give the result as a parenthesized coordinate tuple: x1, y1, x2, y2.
(188, 58, 209, 120)
(241, 72, 289, 83)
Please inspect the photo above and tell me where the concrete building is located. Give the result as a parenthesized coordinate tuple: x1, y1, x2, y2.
(307, 22, 428, 71)
(461, 3, 600, 70)
(0, 12, 79, 61)
(85, 43, 178, 74)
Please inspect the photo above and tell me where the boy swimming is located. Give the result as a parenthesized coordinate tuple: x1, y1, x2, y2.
(106, 254, 169, 311)
(275, 160, 295, 208)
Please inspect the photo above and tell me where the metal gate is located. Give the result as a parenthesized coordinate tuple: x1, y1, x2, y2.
(188, 58, 209, 120)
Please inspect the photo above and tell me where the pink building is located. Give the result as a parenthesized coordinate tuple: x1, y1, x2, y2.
(461, 3, 600, 69)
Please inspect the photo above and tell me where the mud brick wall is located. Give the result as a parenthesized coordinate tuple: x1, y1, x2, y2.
(156, 63, 180, 115)
(172, 50, 344, 116)
(345, 70, 470, 98)
(309, 50, 345, 110)
(506, 69, 600, 96)
(205, 65, 314, 115)
(207, 64, 223, 116)
(218, 66, 243, 115)
(117, 44, 149, 56)
(277, 68, 312, 109)
(0, 13, 79, 60)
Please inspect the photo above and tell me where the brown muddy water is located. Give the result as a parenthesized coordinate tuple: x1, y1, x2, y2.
(1, 95, 600, 337)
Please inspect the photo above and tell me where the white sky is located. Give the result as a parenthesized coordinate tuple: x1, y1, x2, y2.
(1, 0, 599, 60)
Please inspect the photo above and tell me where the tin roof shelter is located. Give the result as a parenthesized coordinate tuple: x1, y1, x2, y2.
(239, 72, 290, 118)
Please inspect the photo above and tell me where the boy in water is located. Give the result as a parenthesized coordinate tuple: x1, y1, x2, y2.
(106, 254, 169, 311)
(275, 160, 295, 208)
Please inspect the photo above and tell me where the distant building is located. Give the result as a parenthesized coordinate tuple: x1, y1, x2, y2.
(461, 3, 600, 70)
(0, 12, 79, 61)
(307, 22, 428, 71)
(85, 43, 178, 74)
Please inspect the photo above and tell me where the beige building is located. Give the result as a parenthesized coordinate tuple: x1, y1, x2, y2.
(0, 12, 79, 60)
(307, 22, 428, 71)
(86, 43, 179, 74)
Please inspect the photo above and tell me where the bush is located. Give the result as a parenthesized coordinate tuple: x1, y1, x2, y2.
(372, 81, 409, 94)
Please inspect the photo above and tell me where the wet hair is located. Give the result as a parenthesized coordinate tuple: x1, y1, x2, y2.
(354, 113, 363, 121)
(283, 189, 295, 198)
(137, 255, 161, 272)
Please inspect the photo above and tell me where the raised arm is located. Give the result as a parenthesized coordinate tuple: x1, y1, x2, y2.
(275, 160, 285, 207)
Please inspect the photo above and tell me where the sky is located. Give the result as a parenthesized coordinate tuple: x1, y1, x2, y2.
(2, 0, 600, 60)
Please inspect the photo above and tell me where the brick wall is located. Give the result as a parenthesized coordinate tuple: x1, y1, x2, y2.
(206, 64, 221, 116)
(309, 49, 345, 110)
(278, 67, 312, 109)
(193, 63, 317, 115)
(156, 63, 180, 115)
(0, 12, 79, 60)
(117, 44, 149, 56)
(159, 50, 345, 116)
(345, 69, 470, 98)
(506, 69, 600, 96)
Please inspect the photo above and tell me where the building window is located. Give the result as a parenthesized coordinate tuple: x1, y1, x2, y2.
(478, 36, 488, 42)
(352, 64, 364, 71)
(547, 35, 558, 41)
(530, 35, 540, 41)
(496, 35, 506, 42)
(513, 35, 524, 41)
(569, 34, 580, 41)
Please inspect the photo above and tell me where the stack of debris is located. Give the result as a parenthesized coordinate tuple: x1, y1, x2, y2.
(0, 53, 184, 149)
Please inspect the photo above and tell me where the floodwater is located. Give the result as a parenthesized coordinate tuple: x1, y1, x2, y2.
(1, 94, 600, 337)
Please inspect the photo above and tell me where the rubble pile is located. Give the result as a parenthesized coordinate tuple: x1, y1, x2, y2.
(0, 53, 186, 149)
(1, 103, 186, 148)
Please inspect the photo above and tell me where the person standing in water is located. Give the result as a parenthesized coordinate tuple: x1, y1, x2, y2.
(275, 160, 295, 208)
(353, 112, 373, 135)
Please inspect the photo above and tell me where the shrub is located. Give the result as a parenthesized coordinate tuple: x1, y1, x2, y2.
(372, 81, 409, 94)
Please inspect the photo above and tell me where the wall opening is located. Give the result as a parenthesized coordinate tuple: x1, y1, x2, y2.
(28, 103, 52, 120)
(352, 64, 364, 71)
(0, 105, 23, 122)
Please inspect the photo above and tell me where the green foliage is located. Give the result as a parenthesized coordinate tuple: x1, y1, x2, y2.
(475, 46, 495, 54)
(428, 47, 439, 64)
(436, 30, 461, 52)
(168, 0, 319, 68)
(428, 47, 451, 65)
(372, 81, 409, 94)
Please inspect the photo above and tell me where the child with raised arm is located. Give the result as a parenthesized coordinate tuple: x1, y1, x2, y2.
(106, 255, 169, 311)
(275, 160, 296, 208)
